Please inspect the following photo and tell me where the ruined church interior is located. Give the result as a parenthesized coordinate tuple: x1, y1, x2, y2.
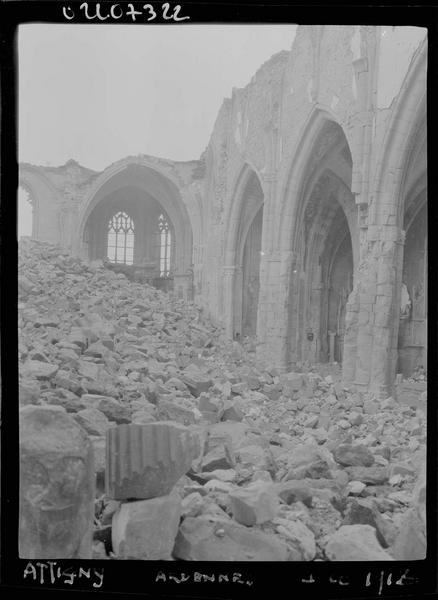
(17, 25, 428, 565)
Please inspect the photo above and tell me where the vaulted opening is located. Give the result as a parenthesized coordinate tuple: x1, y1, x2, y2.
(80, 163, 192, 296)
(232, 171, 264, 340)
(287, 120, 356, 366)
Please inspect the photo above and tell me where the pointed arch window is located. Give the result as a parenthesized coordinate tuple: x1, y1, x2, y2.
(158, 213, 171, 276)
(107, 211, 135, 265)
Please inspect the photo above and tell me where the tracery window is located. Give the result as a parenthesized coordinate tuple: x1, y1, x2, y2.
(158, 213, 171, 276)
(107, 211, 134, 265)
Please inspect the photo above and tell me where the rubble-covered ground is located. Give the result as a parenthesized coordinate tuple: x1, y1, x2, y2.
(18, 238, 427, 561)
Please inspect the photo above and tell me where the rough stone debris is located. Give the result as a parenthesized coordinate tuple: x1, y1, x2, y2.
(18, 239, 427, 561)
(19, 405, 95, 558)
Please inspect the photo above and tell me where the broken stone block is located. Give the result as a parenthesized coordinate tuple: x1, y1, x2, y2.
(392, 464, 426, 559)
(342, 498, 393, 547)
(82, 394, 131, 424)
(208, 421, 249, 451)
(200, 469, 237, 482)
(348, 411, 364, 426)
(221, 399, 244, 422)
(229, 481, 278, 526)
(157, 398, 196, 425)
(273, 517, 316, 560)
(131, 411, 157, 424)
(389, 462, 416, 478)
(19, 405, 94, 558)
(68, 327, 88, 351)
(201, 444, 235, 472)
(181, 492, 204, 518)
(74, 407, 113, 436)
(23, 360, 59, 380)
(333, 444, 375, 467)
(182, 371, 213, 397)
(346, 481, 367, 496)
(251, 469, 273, 483)
(275, 480, 313, 507)
(285, 457, 332, 481)
(392, 508, 426, 560)
(363, 399, 379, 415)
(204, 479, 235, 493)
(280, 372, 304, 396)
(174, 515, 289, 560)
(19, 382, 40, 406)
(77, 360, 100, 381)
(112, 493, 181, 559)
(324, 524, 394, 561)
(345, 466, 389, 485)
(237, 444, 275, 474)
(106, 422, 200, 500)
(231, 382, 247, 395)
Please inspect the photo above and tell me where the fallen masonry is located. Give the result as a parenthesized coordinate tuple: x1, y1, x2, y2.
(18, 239, 427, 560)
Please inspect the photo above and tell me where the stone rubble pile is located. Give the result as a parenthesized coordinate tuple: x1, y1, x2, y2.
(18, 239, 427, 561)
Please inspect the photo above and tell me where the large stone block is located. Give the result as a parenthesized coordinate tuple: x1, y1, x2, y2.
(23, 360, 59, 380)
(229, 481, 279, 526)
(342, 498, 394, 547)
(19, 405, 95, 558)
(325, 524, 394, 561)
(392, 464, 426, 560)
(74, 407, 113, 436)
(392, 507, 426, 560)
(334, 444, 375, 467)
(106, 421, 200, 500)
(182, 371, 213, 397)
(112, 493, 181, 559)
(82, 394, 131, 423)
(174, 516, 289, 560)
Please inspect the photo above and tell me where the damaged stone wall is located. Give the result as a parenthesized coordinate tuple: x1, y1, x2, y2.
(19, 25, 427, 393)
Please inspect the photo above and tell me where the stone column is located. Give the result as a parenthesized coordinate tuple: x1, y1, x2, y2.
(255, 171, 292, 370)
(256, 250, 294, 371)
(352, 224, 405, 394)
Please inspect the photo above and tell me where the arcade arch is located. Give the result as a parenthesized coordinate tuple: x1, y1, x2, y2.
(79, 162, 191, 296)
(398, 120, 427, 377)
(286, 120, 357, 365)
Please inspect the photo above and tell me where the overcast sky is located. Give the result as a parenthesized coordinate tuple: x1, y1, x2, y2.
(19, 24, 298, 170)
(18, 24, 297, 236)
